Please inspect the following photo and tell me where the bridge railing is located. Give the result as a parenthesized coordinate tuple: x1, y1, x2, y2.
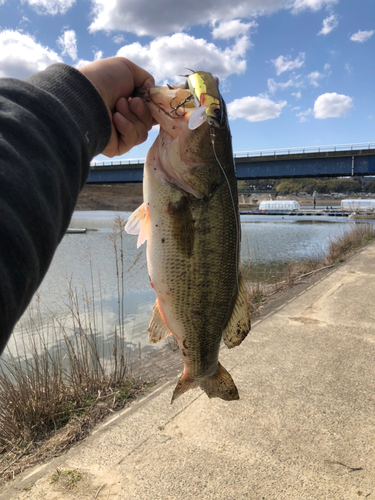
(233, 142, 375, 158)
(90, 158, 146, 168)
(90, 142, 375, 167)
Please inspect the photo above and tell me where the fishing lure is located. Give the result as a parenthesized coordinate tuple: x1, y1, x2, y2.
(184, 71, 224, 130)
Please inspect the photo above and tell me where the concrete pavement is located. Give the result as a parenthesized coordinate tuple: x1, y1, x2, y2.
(2, 243, 375, 499)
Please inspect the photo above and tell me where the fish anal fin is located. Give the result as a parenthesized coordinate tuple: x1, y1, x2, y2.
(222, 275, 251, 349)
(148, 299, 172, 344)
(124, 203, 150, 248)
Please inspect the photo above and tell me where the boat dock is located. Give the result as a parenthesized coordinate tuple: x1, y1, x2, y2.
(240, 209, 351, 217)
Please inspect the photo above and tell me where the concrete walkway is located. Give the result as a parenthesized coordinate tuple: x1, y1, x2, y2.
(2, 244, 375, 499)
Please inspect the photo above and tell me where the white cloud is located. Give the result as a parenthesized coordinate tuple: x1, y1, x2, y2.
(267, 75, 303, 94)
(350, 29, 374, 43)
(57, 29, 77, 60)
(94, 50, 103, 60)
(308, 71, 323, 87)
(89, 0, 341, 36)
(113, 34, 125, 44)
(271, 53, 305, 75)
(318, 14, 339, 35)
(324, 63, 330, 71)
(227, 95, 287, 122)
(211, 19, 257, 39)
(291, 0, 338, 14)
(21, 0, 76, 15)
(313, 92, 353, 119)
(116, 33, 249, 83)
(0, 29, 62, 79)
(75, 49, 103, 69)
(292, 91, 302, 99)
(344, 63, 353, 73)
(75, 59, 91, 68)
(296, 108, 312, 122)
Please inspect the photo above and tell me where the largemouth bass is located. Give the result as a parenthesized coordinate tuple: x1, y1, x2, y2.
(126, 72, 251, 402)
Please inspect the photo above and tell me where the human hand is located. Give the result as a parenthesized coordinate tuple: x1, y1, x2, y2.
(78, 57, 155, 158)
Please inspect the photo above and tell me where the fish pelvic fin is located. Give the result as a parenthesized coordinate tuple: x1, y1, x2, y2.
(222, 275, 251, 349)
(148, 299, 172, 343)
(171, 362, 239, 404)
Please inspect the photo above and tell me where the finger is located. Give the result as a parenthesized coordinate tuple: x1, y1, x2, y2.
(128, 97, 155, 131)
(119, 58, 155, 89)
(115, 96, 153, 143)
(113, 111, 149, 154)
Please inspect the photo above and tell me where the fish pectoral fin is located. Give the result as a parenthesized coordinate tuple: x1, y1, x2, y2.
(148, 300, 172, 343)
(125, 203, 150, 248)
(222, 275, 251, 349)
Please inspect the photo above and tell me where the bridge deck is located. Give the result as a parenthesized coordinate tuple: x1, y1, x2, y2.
(88, 144, 375, 183)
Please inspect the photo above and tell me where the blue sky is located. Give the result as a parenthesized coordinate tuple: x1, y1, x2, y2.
(0, 0, 374, 162)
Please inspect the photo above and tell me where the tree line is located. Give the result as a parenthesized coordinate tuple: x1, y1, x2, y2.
(238, 178, 375, 195)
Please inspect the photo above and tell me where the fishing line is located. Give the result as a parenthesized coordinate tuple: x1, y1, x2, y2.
(210, 127, 240, 294)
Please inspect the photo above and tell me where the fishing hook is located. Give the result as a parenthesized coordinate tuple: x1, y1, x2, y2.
(169, 94, 194, 117)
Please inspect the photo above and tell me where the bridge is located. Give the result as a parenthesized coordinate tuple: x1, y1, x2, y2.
(87, 142, 375, 184)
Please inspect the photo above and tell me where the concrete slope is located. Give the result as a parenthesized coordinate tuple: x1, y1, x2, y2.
(2, 244, 375, 500)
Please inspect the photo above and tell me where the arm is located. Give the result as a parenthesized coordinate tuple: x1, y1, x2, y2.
(0, 58, 154, 353)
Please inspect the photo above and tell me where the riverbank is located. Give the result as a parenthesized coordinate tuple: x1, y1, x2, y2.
(75, 184, 143, 212)
(2, 240, 375, 499)
(76, 185, 348, 212)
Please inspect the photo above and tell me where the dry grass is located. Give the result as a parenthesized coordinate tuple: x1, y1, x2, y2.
(0, 216, 154, 484)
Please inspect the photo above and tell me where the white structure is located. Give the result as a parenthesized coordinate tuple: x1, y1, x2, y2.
(341, 199, 375, 211)
(259, 200, 300, 211)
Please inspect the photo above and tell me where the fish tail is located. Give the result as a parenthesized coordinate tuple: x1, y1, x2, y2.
(171, 374, 199, 403)
(171, 362, 239, 404)
(199, 362, 239, 401)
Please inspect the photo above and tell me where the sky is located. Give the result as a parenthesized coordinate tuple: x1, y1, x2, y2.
(0, 0, 374, 163)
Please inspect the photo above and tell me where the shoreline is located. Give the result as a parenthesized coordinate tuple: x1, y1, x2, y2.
(76, 184, 350, 213)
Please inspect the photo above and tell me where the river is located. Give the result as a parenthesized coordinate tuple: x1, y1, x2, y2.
(4, 210, 362, 358)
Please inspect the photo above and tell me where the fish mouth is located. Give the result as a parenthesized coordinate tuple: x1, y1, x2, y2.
(134, 86, 195, 121)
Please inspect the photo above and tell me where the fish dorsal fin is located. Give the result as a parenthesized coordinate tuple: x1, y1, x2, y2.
(188, 105, 208, 130)
(125, 203, 150, 248)
(148, 299, 172, 344)
(222, 275, 251, 349)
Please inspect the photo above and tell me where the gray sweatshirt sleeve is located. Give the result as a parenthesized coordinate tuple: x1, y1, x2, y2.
(0, 63, 111, 353)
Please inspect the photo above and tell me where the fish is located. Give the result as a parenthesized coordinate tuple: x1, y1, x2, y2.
(125, 71, 251, 403)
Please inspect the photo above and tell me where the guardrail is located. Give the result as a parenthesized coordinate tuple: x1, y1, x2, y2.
(90, 158, 145, 168)
(90, 142, 375, 167)
(233, 142, 375, 158)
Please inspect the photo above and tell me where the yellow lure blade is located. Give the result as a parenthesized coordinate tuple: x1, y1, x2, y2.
(186, 71, 224, 128)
